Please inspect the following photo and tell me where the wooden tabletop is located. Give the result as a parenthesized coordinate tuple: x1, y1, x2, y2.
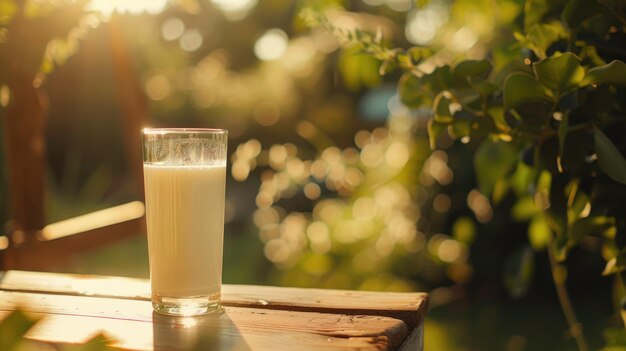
(0, 270, 428, 350)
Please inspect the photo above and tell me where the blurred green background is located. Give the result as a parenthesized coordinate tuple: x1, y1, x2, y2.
(1, 0, 624, 350)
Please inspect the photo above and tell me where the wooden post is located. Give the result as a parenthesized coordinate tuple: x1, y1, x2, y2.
(3, 74, 48, 235)
(1, 4, 50, 269)
(108, 17, 149, 199)
(2, 73, 49, 269)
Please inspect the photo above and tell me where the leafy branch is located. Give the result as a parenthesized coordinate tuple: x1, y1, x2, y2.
(304, 0, 626, 349)
(300, 8, 434, 75)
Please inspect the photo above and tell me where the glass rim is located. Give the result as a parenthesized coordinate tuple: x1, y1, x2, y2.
(142, 128, 228, 135)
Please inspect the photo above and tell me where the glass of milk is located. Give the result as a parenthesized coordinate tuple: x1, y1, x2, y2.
(142, 128, 227, 316)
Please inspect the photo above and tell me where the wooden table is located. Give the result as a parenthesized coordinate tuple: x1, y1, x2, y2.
(0, 271, 428, 350)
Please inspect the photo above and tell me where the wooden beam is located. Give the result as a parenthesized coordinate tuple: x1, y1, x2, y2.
(0, 203, 146, 270)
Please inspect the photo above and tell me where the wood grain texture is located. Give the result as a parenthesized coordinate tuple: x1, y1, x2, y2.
(0, 291, 408, 350)
(0, 271, 427, 350)
(0, 270, 428, 329)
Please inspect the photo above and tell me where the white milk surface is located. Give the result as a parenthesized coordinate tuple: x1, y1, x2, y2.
(143, 164, 225, 297)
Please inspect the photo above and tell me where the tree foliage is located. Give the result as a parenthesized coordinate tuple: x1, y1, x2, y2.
(305, 0, 626, 348)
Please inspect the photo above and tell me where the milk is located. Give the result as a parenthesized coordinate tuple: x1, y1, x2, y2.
(143, 164, 226, 298)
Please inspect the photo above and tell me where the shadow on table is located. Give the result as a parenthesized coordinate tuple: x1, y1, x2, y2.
(152, 309, 250, 351)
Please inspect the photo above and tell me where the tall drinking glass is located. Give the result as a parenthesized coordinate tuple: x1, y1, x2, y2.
(142, 128, 227, 316)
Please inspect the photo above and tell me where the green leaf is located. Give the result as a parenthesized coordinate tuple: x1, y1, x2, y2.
(504, 246, 535, 299)
(0, 309, 41, 351)
(474, 139, 518, 196)
(449, 118, 471, 139)
(427, 119, 447, 150)
(524, 0, 551, 31)
(511, 196, 539, 222)
(433, 93, 453, 123)
(510, 161, 537, 197)
(594, 127, 626, 184)
(562, 0, 601, 29)
(581, 60, 626, 86)
(453, 59, 492, 79)
(578, 45, 606, 66)
(487, 106, 510, 133)
(533, 53, 585, 92)
(421, 65, 453, 94)
(469, 78, 498, 97)
(523, 21, 568, 59)
(378, 60, 397, 76)
(396, 53, 412, 69)
(569, 188, 589, 217)
(398, 73, 431, 108)
(503, 72, 551, 110)
(529, 214, 551, 250)
(603, 327, 626, 349)
(603, 249, 626, 276)
(338, 46, 381, 91)
(570, 216, 615, 243)
(407, 46, 435, 64)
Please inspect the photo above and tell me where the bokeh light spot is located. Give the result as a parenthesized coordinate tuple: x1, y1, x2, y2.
(361, 144, 383, 168)
(438, 239, 461, 263)
(161, 18, 185, 41)
(385, 141, 409, 168)
(87, 0, 167, 15)
(145, 75, 170, 101)
(433, 194, 452, 213)
(304, 182, 321, 200)
(254, 101, 281, 126)
(212, 0, 258, 21)
(405, 1, 449, 45)
(180, 30, 203, 52)
(254, 28, 288, 61)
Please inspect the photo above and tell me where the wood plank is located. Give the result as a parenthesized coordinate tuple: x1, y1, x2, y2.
(0, 310, 389, 351)
(40, 201, 145, 241)
(0, 290, 409, 350)
(223, 285, 427, 330)
(0, 270, 428, 329)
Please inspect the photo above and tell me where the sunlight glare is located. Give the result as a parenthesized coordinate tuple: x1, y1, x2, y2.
(385, 141, 409, 168)
(405, 1, 449, 45)
(181, 317, 198, 328)
(0, 236, 8, 250)
(87, 0, 167, 16)
(448, 26, 479, 52)
(254, 29, 288, 61)
(212, 0, 258, 21)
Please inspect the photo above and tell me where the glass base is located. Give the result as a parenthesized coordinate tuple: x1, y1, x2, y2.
(152, 293, 221, 316)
